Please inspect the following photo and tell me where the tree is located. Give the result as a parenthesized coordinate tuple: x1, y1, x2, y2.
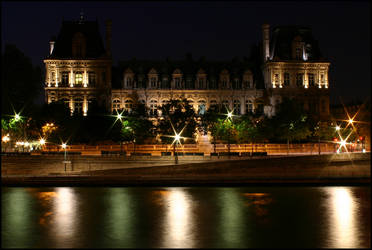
(269, 98, 312, 153)
(1, 44, 42, 115)
(200, 105, 223, 153)
(157, 99, 197, 144)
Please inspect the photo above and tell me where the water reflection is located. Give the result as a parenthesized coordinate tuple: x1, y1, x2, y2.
(327, 187, 358, 248)
(52, 187, 78, 247)
(160, 188, 196, 248)
(218, 188, 247, 248)
(103, 188, 134, 247)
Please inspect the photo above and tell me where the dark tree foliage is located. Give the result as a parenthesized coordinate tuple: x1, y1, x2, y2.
(157, 99, 197, 144)
(1, 44, 42, 115)
(265, 98, 312, 143)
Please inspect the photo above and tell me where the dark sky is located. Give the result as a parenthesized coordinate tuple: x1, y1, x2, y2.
(2, 1, 370, 105)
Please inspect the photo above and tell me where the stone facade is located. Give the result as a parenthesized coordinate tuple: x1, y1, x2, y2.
(44, 18, 330, 120)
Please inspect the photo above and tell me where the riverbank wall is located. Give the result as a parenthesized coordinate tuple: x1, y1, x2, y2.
(2, 152, 370, 186)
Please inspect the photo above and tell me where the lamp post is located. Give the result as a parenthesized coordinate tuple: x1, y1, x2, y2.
(226, 111, 233, 158)
(173, 133, 180, 164)
(62, 143, 67, 172)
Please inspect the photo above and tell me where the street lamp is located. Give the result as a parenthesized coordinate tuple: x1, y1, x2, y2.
(335, 125, 340, 131)
(225, 110, 234, 158)
(14, 113, 21, 121)
(61, 143, 67, 171)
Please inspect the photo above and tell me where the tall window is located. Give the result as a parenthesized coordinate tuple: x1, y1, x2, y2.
(245, 100, 253, 113)
(125, 100, 133, 113)
(149, 100, 158, 116)
(308, 73, 315, 87)
(244, 80, 251, 89)
(125, 78, 133, 88)
(209, 79, 216, 89)
(222, 100, 229, 113)
(88, 72, 96, 86)
(233, 100, 240, 115)
(150, 77, 157, 88)
(198, 78, 205, 89)
(256, 103, 264, 114)
(62, 72, 69, 85)
(198, 100, 206, 115)
(175, 77, 181, 89)
(75, 72, 83, 85)
(162, 78, 168, 89)
(274, 73, 279, 87)
(222, 79, 227, 89)
(296, 73, 303, 86)
(112, 99, 121, 111)
(74, 98, 83, 114)
(233, 79, 241, 89)
(284, 72, 290, 86)
(295, 47, 302, 60)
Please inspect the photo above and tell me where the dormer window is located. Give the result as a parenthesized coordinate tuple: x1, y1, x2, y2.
(175, 77, 181, 89)
(72, 32, 86, 57)
(150, 77, 157, 88)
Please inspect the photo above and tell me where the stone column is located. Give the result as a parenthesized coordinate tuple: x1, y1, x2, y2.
(83, 95, 88, 116)
(69, 96, 74, 115)
(70, 69, 74, 87)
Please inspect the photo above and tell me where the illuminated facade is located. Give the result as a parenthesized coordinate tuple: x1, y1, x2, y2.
(44, 16, 112, 115)
(44, 18, 330, 119)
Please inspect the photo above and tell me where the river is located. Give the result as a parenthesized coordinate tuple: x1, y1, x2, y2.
(1, 186, 370, 248)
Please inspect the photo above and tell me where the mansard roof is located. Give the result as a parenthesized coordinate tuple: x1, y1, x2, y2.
(48, 20, 106, 59)
(270, 25, 324, 61)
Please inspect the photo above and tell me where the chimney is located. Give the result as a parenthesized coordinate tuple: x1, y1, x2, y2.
(262, 24, 270, 62)
(49, 40, 55, 55)
(105, 19, 112, 57)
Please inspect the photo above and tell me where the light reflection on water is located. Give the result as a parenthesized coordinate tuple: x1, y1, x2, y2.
(1, 186, 370, 248)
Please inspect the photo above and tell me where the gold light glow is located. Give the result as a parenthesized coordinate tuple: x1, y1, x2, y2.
(2, 134, 10, 143)
(335, 125, 340, 131)
(61, 143, 67, 149)
(39, 138, 46, 145)
(14, 114, 21, 121)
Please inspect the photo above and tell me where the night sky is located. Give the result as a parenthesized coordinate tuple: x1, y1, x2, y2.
(2, 1, 370, 105)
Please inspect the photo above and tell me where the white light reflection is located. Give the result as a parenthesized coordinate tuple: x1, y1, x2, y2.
(327, 187, 358, 248)
(52, 187, 77, 247)
(161, 188, 195, 248)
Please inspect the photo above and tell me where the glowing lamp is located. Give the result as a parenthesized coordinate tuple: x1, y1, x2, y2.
(61, 143, 67, 149)
(39, 138, 46, 145)
(175, 134, 181, 141)
(335, 125, 340, 131)
(2, 135, 10, 143)
(348, 119, 353, 124)
(14, 114, 21, 121)
(340, 140, 346, 147)
(227, 112, 233, 119)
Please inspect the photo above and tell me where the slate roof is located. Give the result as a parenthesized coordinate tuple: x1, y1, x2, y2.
(48, 20, 106, 59)
(270, 25, 324, 61)
(112, 56, 262, 89)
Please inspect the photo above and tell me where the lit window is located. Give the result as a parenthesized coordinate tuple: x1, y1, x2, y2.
(112, 99, 121, 111)
(125, 99, 133, 113)
(149, 100, 158, 116)
(75, 72, 83, 85)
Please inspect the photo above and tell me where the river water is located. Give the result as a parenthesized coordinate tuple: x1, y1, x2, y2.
(1, 186, 370, 248)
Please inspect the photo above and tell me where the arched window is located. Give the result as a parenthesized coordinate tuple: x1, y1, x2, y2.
(112, 99, 121, 111)
(124, 99, 133, 113)
(233, 100, 241, 115)
(149, 100, 158, 116)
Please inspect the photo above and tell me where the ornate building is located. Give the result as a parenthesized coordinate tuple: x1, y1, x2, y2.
(44, 15, 112, 115)
(44, 17, 330, 120)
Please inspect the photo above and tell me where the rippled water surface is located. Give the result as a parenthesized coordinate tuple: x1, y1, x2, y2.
(2, 186, 370, 248)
